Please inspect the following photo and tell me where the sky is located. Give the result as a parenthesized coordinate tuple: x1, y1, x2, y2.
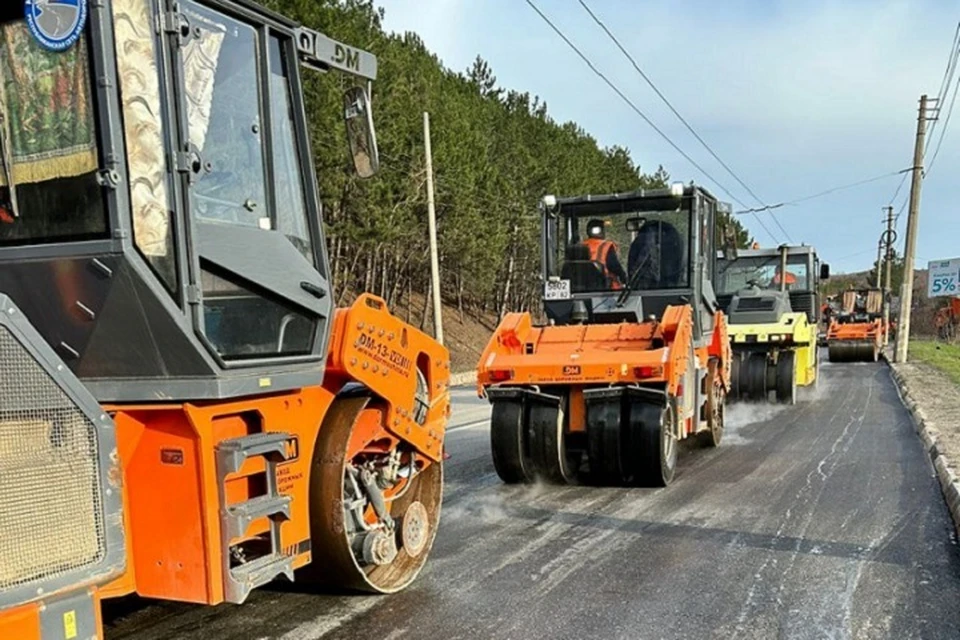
(377, 0, 960, 274)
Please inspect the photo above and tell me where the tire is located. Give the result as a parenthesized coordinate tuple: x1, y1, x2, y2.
(730, 354, 743, 401)
(635, 402, 678, 487)
(775, 351, 797, 404)
(698, 359, 724, 447)
(587, 398, 631, 486)
(490, 400, 534, 484)
(746, 353, 768, 401)
(529, 398, 580, 484)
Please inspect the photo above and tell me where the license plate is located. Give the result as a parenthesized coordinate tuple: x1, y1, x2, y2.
(544, 279, 571, 300)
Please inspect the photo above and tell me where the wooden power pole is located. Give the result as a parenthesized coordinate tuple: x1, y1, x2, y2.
(894, 94, 930, 362)
(424, 112, 444, 345)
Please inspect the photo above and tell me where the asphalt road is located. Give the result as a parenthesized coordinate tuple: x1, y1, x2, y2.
(103, 360, 960, 639)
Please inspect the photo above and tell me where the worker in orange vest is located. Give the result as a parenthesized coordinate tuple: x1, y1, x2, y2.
(583, 218, 627, 289)
(772, 266, 797, 289)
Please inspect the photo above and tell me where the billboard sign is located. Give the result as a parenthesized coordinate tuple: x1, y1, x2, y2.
(927, 258, 960, 298)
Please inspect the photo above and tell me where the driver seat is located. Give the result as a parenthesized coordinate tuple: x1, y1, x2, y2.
(627, 221, 685, 288)
(561, 244, 606, 293)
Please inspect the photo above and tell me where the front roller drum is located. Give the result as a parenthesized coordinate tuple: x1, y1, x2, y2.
(303, 397, 443, 593)
(828, 341, 878, 363)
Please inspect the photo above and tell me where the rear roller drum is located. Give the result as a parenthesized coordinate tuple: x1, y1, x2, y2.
(529, 399, 580, 485)
(304, 397, 443, 593)
(775, 351, 797, 405)
(490, 400, 535, 484)
(633, 402, 678, 487)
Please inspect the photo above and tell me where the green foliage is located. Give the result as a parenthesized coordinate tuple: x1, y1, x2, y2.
(715, 203, 752, 251)
(868, 249, 905, 295)
(258, 0, 710, 321)
(910, 340, 960, 386)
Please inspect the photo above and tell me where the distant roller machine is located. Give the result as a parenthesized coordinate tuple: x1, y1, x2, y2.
(826, 289, 886, 362)
(716, 244, 829, 403)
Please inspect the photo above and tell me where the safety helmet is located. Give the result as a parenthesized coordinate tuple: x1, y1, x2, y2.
(586, 219, 605, 239)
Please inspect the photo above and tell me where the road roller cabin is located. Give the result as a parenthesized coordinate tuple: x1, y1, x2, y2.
(0, 1, 450, 638)
(476, 184, 732, 488)
(715, 245, 828, 404)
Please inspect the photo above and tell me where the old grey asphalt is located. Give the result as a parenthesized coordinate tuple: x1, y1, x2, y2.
(103, 360, 960, 639)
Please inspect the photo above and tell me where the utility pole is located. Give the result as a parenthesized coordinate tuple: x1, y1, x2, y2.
(883, 206, 895, 346)
(874, 238, 884, 288)
(423, 112, 444, 345)
(894, 94, 930, 362)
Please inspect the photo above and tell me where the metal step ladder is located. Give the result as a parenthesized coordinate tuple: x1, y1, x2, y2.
(216, 432, 294, 604)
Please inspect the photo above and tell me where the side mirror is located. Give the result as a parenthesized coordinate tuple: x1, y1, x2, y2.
(820, 263, 830, 281)
(343, 86, 380, 179)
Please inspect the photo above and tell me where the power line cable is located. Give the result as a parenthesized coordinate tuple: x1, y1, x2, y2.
(576, 0, 793, 243)
(881, 22, 958, 212)
(926, 22, 960, 149)
(734, 168, 911, 215)
(926, 61, 960, 177)
(523, 0, 782, 244)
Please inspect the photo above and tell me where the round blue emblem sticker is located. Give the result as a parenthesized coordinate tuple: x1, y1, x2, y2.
(24, 0, 88, 52)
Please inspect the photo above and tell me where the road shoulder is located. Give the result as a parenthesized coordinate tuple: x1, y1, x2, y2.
(887, 353, 960, 540)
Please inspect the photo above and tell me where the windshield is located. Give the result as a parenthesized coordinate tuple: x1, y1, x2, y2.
(551, 207, 691, 294)
(0, 19, 106, 246)
(717, 254, 810, 295)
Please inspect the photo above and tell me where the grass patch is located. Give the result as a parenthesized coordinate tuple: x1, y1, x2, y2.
(909, 339, 960, 386)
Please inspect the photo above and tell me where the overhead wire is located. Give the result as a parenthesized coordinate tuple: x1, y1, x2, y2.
(925, 22, 960, 151)
(926, 60, 960, 177)
(885, 21, 960, 212)
(733, 168, 911, 215)
(575, 0, 793, 243)
(522, 0, 782, 244)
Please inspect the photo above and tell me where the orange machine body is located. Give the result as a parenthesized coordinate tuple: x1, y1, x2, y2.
(478, 306, 731, 437)
(826, 317, 884, 348)
(98, 295, 450, 606)
(934, 297, 960, 339)
(0, 597, 106, 640)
